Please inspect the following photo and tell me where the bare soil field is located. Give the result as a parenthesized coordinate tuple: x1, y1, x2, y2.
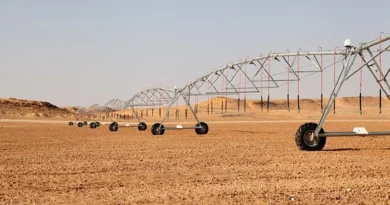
(1, 120, 390, 204)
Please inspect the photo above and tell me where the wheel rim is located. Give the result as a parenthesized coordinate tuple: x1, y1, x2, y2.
(303, 130, 319, 147)
(156, 125, 163, 134)
(196, 123, 207, 134)
(153, 127, 159, 134)
(199, 125, 206, 132)
(110, 123, 118, 131)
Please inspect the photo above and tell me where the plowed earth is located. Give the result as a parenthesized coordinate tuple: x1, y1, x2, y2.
(1, 121, 390, 204)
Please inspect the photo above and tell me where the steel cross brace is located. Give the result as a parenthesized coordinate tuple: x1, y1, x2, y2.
(131, 106, 141, 123)
(343, 45, 390, 96)
(189, 80, 205, 96)
(314, 34, 390, 137)
(314, 45, 363, 136)
(281, 56, 299, 78)
(251, 60, 279, 88)
(220, 66, 240, 94)
(252, 59, 270, 80)
(234, 63, 260, 92)
(155, 89, 174, 104)
(158, 88, 201, 129)
(366, 48, 390, 96)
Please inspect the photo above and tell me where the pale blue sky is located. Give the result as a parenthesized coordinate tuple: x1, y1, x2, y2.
(0, 0, 389, 106)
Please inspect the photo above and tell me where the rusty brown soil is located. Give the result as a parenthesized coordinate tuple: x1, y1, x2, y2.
(1, 121, 390, 204)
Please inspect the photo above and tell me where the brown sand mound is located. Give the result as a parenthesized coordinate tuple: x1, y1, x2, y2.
(336, 96, 390, 107)
(197, 97, 322, 111)
(36, 113, 48, 117)
(111, 95, 390, 122)
(2, 95, 389, 121)
(62, 107, 78, 113)
(53, 114, 66, 119)
(198, 96, 388, 111)
(25, 113, 40, 118)
(0, 98, 72, 119)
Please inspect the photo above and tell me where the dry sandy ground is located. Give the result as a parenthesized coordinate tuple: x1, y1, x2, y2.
(1, 120, 390, 204)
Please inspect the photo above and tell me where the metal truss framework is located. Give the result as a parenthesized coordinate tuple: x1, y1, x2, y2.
(315, 34, 390, 136)
(158, 49, 347, 125)
(98, 87, 177, 132)
(123, 87, 176, 123)
(291, 33, 390, 151)
(74, 87, 175, 124)
(71, 33, 390, 144)
(98, 99, 126, 121)
(155, 33, 390, 138)
(125, 87, 175, 108)
(74, 104, 101, 119)
(74, 107, 89, 120)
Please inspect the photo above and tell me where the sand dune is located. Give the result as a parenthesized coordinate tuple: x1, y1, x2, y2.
(87, 95, 390, 123)
(0, 98, 72, 119)
(1, 96, 390, 121)
(195, 96, 388, 111)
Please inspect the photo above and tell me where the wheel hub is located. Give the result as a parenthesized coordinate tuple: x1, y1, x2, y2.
(303, 130, 319, 147)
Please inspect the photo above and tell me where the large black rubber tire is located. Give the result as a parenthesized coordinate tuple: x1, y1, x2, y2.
(95, 122, 101, 127)
(77, 122, 83, 127)
(90, 122, 97, 129)
(295, 122, 327, 151)
(151, 123, 165, 135)
(109, 122, 119, 132)
(138, 122, 147, 131)
(83, 121, 88, 126)
(68, 122, 74, 126)
(195, 122, 209, 135)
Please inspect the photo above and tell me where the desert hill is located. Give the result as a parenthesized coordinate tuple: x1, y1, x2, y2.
(193, 96, 390, 111)
(63, 106, 79, 113)
(96, 95, 390, 122)
(1, 96, 390, 121)
(0, 98, 74, 119)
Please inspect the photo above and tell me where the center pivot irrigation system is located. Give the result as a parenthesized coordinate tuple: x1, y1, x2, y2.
(153, 33, 390, 151)
(69, 33, 390, 151)
(69, 104, 101, 127)
(152, 41, 349, 136)
(69, 100, 123, 128)
(296, 34, 390, 151)
(94, 98, 125, 129)
(108, 87, 176, 132)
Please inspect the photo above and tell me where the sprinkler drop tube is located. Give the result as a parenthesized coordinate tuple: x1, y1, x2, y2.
(287, 94, 290, 111)
(379, 89, 382, 114)
(225, 99, 227, 112)
(359, 93, 362, 115)
(261, 96, 263, 112)
(244, 97, 247, 112)
(238, 97, 240, 112)
(267, 95, 270, 111)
